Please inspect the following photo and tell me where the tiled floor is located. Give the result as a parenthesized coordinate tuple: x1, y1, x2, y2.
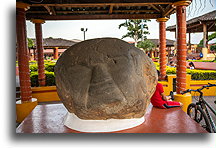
(16, 103, 207, 133)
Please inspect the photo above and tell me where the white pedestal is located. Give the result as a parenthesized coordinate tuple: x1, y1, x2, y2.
(64, 112, 145, 133)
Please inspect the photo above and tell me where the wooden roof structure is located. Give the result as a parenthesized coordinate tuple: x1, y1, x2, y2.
(149, 39, 175, 46)
(166, 10, 216, 33)
(128, 39, 175, 46)
(17, 0, 183, 20)
(31, 37, 79, 48)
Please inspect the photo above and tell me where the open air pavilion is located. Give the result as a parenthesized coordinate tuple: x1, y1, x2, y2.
(16, 0, 212, 133)
(30, 37, 79, 60)
(167, 10, 216, 59)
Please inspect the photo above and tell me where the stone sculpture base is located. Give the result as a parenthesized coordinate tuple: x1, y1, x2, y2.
(64, 112, 145, 133)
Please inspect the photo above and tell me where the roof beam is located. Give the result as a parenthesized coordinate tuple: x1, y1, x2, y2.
(109, 5, 114, 14)
(163, 5, 175, 16)
(27, 9, 157, 15)
(44, 6, 56, 15)
(50, 6, 56, 15)
(150, 4, 161, 13)
(30, 2, 173, 7)
(26, 13, 161, 20)
(187, 23, 202, 30)
(44, 6, 52, 15)
(207, 22, 215, 31)
(156, 5, 165, 13)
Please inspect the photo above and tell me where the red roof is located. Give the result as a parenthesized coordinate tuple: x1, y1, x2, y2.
(30, 49, 67, 54)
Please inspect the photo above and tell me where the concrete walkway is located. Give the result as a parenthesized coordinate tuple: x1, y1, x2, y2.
(186, 61, 216, 70)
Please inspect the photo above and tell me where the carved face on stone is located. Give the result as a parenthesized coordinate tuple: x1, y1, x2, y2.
(55, 38, 157, 120)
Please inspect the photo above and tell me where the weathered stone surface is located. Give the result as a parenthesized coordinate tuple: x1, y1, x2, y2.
(55, 38, 157, 120)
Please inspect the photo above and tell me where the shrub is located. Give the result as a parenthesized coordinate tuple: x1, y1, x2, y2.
(30, 71, 39, 87)
(153, 62, 216, 80)
(166, 67, 176, 74)
(153, 62, 159, 69)
(44, 60, 56, 64)
(45, 63, 55, 72)
(29, 60, 37, 65)
(30, 64, 38, 72)
(187, 60, 216, 63)
(45, 71, 56, 86)
(187, 69, 216, 80)
(30, 71, 55, 87)
(29, 63, 55, 73)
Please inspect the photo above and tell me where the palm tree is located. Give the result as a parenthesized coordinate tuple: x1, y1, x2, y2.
(119, 19, 150, 46)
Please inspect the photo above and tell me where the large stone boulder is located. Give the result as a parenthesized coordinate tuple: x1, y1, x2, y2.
(55, 38, 157, 120)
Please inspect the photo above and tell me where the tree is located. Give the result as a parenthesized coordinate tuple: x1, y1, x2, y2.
(27, 38, 35, 60)
(210, 44, 216, 60)
(27, 38, 34, 48)
(137, 39, 156, 57)
(137, 39, 156, 51)
(119, 19, 150, 46)
(198, 32, 216, 47)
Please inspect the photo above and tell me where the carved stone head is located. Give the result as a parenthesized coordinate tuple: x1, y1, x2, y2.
(55, 38, 157, 120)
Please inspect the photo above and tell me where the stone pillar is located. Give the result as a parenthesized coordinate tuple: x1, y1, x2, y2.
(174, 1, 191, 94)
(16, 2, 32, 102)
(53, 47, 59, 59)
(31, 19, 46, 86)
(156, 17, 169, 80)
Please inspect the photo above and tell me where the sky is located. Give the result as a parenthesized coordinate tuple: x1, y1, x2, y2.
(26, 0, 215, 44)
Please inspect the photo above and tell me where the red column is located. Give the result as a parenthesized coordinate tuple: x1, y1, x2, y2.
(53, 47, 59, 59)
(16, 3, 32, 102)
(157, 18, 169, 80)
(31, 19, 46, 86)
(174, 1, 191, 94)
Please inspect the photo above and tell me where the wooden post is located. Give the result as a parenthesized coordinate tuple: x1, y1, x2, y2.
(203, 23, 207, 48)
(53, 47, 59, 59)
(31, 19, 46, 86)
(16, 2, 32, 102)
(156, 17, 169, 80)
